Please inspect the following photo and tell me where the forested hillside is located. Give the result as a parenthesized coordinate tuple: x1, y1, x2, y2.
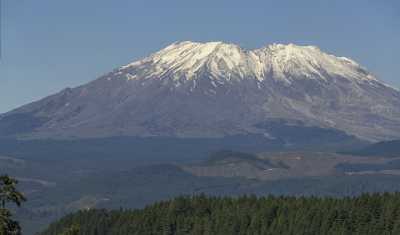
(40, 193, 400, 235)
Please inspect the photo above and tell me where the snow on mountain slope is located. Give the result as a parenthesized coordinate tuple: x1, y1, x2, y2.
(1, 41, 400, 141)
(118, 41, 377, 85)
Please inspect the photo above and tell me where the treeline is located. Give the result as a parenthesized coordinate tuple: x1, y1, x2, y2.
(40, 193, 400, 235)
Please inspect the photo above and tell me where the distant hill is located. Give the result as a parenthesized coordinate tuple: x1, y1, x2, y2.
(344, 140, 400, 157)
(39, 193, 400, 235)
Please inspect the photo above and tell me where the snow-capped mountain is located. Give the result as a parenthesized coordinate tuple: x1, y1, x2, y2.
(1, 41, 400, 141)
(120, 41, 377, 84)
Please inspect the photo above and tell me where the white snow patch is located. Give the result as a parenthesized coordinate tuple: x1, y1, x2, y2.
(117, 41, 382, 87)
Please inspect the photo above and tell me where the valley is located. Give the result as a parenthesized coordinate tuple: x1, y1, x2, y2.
(1, 137, 399, 234)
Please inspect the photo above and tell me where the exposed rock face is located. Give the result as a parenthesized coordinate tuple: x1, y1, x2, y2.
(1, 41, 400, 141)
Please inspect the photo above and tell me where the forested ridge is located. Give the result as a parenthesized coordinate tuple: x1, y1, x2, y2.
(39, 193, 400, 235)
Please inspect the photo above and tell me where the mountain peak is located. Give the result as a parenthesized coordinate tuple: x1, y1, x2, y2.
(119, 40, 247, 81)
(117, 41, 376, 85)
(118, 41, 377, 84)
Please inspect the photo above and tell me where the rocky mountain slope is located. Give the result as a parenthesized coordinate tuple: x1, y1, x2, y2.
(1, 41, 400, 141)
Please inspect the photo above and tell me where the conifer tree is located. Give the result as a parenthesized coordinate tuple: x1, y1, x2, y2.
(0, 175, 26, 235)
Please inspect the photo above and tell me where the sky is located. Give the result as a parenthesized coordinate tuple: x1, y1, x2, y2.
(0, 0, 399, 113)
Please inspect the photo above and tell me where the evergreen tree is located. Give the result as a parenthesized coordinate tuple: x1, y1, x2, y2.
(0, 175, 26, 235)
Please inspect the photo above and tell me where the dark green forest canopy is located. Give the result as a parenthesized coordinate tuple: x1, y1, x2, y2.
(40, 193, 400, 235)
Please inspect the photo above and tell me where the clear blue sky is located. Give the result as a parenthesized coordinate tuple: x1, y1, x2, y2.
(1, 0, 399, 113)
